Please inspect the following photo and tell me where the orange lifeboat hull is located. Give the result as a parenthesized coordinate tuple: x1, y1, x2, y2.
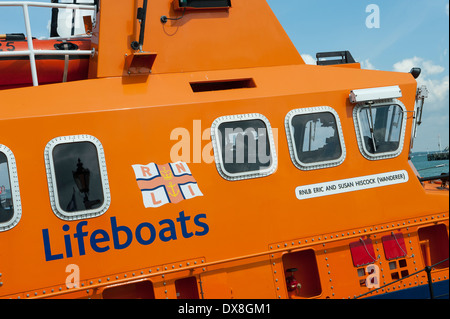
(0, 38, 90, 89)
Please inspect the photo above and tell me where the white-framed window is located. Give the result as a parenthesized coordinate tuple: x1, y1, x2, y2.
(44, 135, 111, 221)
(211, 113, 277, 181)
(285, 106, 346, 170)
(0, 144, 22, 232)
(353, 99, 407, 160)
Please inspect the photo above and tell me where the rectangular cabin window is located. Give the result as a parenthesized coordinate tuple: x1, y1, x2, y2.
(353, 101, 407, 160)
(285, 106, 346, 170)
(52, 142, 104, 211)
(45, 135, 110, 221)
(211, 114, 277, 181)
(0, 145, 21, 232)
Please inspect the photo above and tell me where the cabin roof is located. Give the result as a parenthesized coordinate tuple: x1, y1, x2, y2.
(0, 64, 417, 121)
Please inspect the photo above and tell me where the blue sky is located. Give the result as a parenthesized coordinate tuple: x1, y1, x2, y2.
(267, 0, 449, 152)
(0, 0, 448, 151)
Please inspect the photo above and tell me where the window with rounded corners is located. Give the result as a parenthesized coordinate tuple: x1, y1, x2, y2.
(45, 135, 111, 221)
(0, 144, 22, 232)
(353, 99, 407, 160)
(211, 113, 277, 181)
(285, 106, 346, 171)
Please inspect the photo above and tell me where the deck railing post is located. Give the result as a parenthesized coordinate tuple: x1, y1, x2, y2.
(22, 3, 39, 86)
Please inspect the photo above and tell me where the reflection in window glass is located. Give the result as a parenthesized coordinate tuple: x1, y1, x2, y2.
(217, 119, 272, 175)
(290, 112, 342, 165)
(358, 104, 403, 154)
(52, 142, 104, 213)
(211, 114, 277, 181)
(0, 152, 14, 224)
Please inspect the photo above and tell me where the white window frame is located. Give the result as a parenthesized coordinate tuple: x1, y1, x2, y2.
(44, 135, 111, 221)
(0, 144, 22, 232)
(285, 106, 346, 171)
(353, 99, 407, 161)
(211, 113, 278, 181)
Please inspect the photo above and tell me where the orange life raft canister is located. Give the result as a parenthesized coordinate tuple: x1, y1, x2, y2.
(0, 35, 90, 89)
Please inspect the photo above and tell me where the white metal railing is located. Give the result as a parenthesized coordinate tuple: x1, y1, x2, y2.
(0, 1, 96, 86)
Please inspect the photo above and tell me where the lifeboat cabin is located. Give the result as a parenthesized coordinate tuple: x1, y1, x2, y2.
(0, 0, 448, 300)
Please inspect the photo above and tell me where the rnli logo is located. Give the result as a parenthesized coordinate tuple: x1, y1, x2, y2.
(132, 161, 203, 208)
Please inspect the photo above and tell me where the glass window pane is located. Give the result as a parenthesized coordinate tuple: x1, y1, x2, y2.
(0, 152, 14, 223)
(52, 141, 104, 213)
(290, 112, 342, 164)
(217, 119, 272, 174)
(358, 104, 403, 154)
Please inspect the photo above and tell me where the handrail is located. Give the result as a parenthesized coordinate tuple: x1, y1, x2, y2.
(0, 2, 95, 10)
(0, 1, 95, 86)
(0, 50, 93, 57)
(419, 173, 449, 183)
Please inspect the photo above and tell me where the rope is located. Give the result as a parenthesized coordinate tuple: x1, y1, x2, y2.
(360, 238, 378, 262)
(391, 231, 412, 258)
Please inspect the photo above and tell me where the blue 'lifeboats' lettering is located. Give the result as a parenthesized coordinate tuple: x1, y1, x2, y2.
(42, 211, 209, 261)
